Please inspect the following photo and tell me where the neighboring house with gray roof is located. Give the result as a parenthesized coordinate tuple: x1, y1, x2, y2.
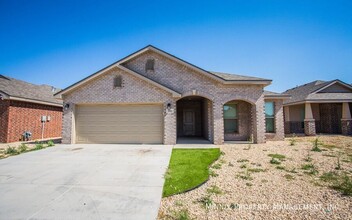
(283, 79, 352, 136)
(55, 45, 289, 145)
(0, 75, 63, 143)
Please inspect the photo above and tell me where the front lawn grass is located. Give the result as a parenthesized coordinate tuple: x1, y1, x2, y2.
(162, 148, 220, 197)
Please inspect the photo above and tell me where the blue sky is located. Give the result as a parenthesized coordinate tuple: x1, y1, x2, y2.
(1, 0, 351, 92)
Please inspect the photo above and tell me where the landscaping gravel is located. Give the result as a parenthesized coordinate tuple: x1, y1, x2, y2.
(158, 135, 352, 220)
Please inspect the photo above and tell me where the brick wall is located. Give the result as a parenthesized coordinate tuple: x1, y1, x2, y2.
(5, 100, 62, 142)
(0, 100, 10, 143)
(224, 100, 253, 141)
(265, 99, 285, 141)
(62, 50, 269, 144)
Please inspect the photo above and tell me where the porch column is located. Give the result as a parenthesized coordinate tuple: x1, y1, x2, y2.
(341, 102, 352, 135)
(62, 102, 75, 144)
(304, 103, 316, 136)
(164, 100, 177, 145)
(252, 97, 266, 144)
(213, 101, 224, 145)
(284, 106, 290, 134)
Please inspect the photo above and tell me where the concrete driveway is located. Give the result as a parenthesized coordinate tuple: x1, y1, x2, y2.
(0, 144, 172, 220)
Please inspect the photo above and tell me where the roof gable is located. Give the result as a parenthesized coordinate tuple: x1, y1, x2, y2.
(56, 45, 271, 97)
(283, 79, 352, 105)
(314, 81, 352, 93)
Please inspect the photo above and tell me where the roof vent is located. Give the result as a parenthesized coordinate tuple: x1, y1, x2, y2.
(51, 86, 56, 93)
(113, 75, 123, 88)
(145, 59, 155, 72)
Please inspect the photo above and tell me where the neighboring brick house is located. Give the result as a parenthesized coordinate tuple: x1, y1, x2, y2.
(0, 75, 63, 143)
(283, 80, 352, 136)
(55, 45, 289, 145)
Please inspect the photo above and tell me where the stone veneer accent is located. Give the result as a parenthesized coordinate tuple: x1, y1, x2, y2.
(62, 50, 272, 144)
(341, 119, 352, 136)
(304, 119, 316, 136)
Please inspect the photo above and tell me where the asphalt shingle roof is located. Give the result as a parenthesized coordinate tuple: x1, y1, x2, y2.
(264, 90, 290, 97)
(209, 71, 271, 81)
(0, 74, 62, 105)
(283, 80, 352, 104)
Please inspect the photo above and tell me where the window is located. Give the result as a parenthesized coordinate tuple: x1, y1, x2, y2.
(265, 102, 275, 133)
(113, 75, 122, 88)
(223, 103, 238, 133)
(145, 59, 155, 71)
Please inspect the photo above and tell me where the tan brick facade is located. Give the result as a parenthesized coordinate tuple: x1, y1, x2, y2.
(61, 49, 284, 145)
(265, 99, 285, 141)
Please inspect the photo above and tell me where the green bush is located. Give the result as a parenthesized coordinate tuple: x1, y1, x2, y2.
(332, 175, 352, 196)
(268, 154, 286, 161)
(270, 158, 281, 165)
(5, 146, 18, 155)
(34, 142, 44, 150)
(18, 143, 28, 153)
(289, 134, 297, 146)
(170, 209, 191, 220)
(206, 185, 223, 194)
(311, 138, 322, 152)
(47, 140, 55, 147)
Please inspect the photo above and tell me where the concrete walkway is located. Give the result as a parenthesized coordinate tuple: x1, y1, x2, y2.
(0, 144, 172, 220)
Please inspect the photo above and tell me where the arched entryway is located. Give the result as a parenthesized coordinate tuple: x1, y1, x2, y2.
(223, 100, 254, 142)
(176, 96, 213, 143)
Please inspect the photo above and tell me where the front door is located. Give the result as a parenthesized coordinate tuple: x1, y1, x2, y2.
(183, 109, 195, 136)
(319, 103, 342, 134)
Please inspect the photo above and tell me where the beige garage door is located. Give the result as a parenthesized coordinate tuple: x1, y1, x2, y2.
(75, 104, 163, 144)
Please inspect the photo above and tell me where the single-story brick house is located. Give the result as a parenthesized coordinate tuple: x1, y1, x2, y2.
(55, 45, 289, 145)
(283, 80, 352, 136)
(0, 75, 63, 143)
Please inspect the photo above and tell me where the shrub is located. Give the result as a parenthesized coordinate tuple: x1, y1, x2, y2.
(209, 170, 218, 177)
(320, 172, 339, 182)
(197, 195, 213, 208)
(207, 185, 223, 194)
(311, 138, 322, 152)
(211, 163, 222, 169)
(270, 158, 281, 165)
(301, 164, 315, 170)
(289, 134, 297, 146)
(276, 166, 285, 170)
(268, 154, 286, 161)
(34, 142, 44, 150)
(304, 149, 312, 162)
(332, 175, 352, 196)
(5, 146, 18, 155)
(284, 174, 295, 180)
(237, 159, 249, 163)
(335, 152, 342, 170)
(240, 164, 247, 169)
(18, 143, 28, 153)
(47, 140, 55, 147)
(301, 163, 318, 175)
(171, 209, 191, 220)
(237, 170, 253, 180)
(248, 168, 266, 173)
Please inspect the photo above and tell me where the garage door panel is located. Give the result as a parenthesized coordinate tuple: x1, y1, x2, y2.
(75, 104, 163, 144)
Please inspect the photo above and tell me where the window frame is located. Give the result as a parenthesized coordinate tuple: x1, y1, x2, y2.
(265, 101, 275, 133)
(223, 103, 239, 134)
